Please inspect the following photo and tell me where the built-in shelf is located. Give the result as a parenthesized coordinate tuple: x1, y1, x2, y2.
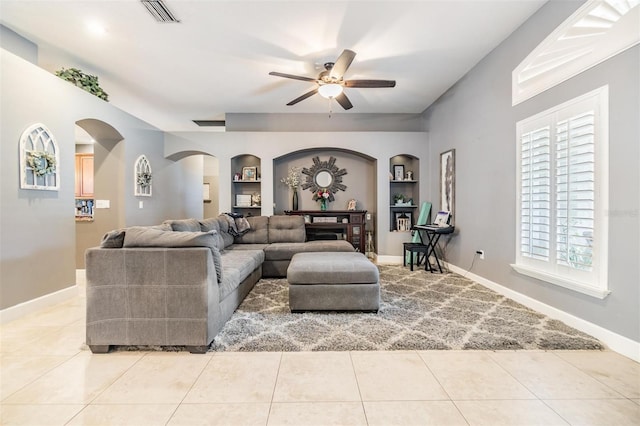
(231, 154, 261, 215)
(390, 155, 420, 231)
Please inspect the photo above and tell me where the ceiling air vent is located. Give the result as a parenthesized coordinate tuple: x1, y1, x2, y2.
(141, 0, 180, 23)
(193, 120, 226, 127)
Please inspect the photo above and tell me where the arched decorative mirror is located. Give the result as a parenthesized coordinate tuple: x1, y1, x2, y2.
(301, 156, 347, 201)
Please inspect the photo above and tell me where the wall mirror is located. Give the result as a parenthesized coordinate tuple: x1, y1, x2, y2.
(301, 156, 347, 201)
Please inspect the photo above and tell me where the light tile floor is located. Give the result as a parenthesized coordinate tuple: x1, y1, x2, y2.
(1, 285, 639, 425)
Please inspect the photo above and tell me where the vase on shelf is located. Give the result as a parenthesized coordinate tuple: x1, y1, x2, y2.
(292, 189, 299, 211)
(320, 198, 327, 211)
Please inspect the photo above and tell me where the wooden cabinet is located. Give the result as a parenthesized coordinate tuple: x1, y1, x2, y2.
(285, 210, 367, 253)
(75, 154, 94, 198)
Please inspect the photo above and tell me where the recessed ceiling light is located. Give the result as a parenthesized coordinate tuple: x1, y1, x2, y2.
(86, 20, 107, 37)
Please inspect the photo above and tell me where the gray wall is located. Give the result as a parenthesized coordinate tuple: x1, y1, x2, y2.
(0, 49, 202, 309)
(0, 24, 37, 64)
(226, 113, 426, 132)
(422, 1, 639, 342)
(273, 149, 376, 214)
(164, 131, 430, 256)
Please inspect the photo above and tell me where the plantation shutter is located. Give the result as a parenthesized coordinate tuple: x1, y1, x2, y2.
(555, 111, 595, 271)
(520, 126, 551, 261)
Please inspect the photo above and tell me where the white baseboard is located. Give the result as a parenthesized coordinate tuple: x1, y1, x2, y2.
(446, 262, 640, 363)
(0, 285, 78, 325)
(376, 255, 403, 264)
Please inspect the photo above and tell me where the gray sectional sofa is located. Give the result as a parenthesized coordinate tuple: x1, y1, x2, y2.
(85, 214, 354, 353)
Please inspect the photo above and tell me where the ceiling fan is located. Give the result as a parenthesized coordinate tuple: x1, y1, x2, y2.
(269, 49, 396, 110)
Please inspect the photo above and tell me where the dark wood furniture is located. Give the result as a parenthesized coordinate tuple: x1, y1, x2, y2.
(285, 210, 367, 253)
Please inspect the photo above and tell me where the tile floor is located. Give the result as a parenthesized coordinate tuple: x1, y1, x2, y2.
(1, 282, 639, 425)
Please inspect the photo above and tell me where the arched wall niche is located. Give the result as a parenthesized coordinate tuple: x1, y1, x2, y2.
(273, 147, 377, 217)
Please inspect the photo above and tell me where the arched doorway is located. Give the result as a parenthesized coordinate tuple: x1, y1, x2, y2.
(74, 118, 124, 269)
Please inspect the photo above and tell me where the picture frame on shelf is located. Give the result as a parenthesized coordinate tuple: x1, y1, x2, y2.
(393, 164, 404, 181)
(242, 166, 257, 181)
(440, 149, 455, 223)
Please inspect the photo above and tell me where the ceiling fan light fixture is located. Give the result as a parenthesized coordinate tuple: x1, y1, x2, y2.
(318, 83, 343, 99)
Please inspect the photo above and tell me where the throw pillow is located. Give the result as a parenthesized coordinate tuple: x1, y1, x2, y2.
(163, 218, 201, 232)
(100, 229, 126, 248)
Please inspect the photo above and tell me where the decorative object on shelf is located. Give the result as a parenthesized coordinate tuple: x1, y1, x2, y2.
(406, 170, 413, 180)
(395, 212, 412, 231)
(251, 192, 261, 206)
(301, 156, 347, 201)
(55, 67, 109, 101)
(134, 155, 152, 196)
(347, 199, 357, 211)
(242, 166, 257, 181)
(313, 188, 331, 211)
(20, 123, 60, 191)
(393, 164, 404, 181)
(393, 193, 405, 205)
(440, 149, 455, 224)
(281, 166, 301, 210)
(233, 172, 242, 181)
(236, 194, 252, 207)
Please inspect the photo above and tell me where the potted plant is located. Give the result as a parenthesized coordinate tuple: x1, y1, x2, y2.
(55, 67, 109, 101)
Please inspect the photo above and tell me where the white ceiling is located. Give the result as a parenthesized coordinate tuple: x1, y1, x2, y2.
(0, 0, 546, 131)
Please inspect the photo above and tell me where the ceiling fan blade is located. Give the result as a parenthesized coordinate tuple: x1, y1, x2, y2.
(269, 71, 317, 82)
(286, 88, 318, 106)
(344, 79, 396, 88)
(330, 49, 356, 80)
(335, 92, 353, 110)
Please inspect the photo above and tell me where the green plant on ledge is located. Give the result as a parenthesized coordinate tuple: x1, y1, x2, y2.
(55, 67, 109, 101)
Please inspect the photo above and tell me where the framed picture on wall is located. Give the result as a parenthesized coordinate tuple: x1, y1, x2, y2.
(242, 166, 257, 181)
(393, 164, 404, 181)
(440, 149, 455, 223)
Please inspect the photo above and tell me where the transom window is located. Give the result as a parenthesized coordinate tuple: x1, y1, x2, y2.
(512, 86, 609, 299)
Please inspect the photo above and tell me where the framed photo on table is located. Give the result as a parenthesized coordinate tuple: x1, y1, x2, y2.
(242, 166, 257, 181)
(393, 164, 404, 181)
(440, 149, 455, 223)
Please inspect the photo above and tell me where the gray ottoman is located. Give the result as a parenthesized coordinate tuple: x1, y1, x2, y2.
(287, 252, 380, 312)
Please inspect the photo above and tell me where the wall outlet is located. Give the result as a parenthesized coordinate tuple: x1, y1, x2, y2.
(366, 213, 371, 220)
(476, 249, 485, 260)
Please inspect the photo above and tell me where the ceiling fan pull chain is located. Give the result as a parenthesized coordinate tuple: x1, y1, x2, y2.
(328, 98, 333, 118)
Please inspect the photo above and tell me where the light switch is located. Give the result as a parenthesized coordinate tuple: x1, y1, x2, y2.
(95, 199, 110, 209)
(139, 201, 144, 209)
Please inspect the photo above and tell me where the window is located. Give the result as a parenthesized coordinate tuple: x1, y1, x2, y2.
(512, 87, 609, 298)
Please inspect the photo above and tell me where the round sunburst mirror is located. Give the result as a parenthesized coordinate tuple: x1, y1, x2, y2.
(300, 156, 347, 202)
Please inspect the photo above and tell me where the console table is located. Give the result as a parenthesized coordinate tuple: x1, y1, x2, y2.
(285, 210, 367, 253)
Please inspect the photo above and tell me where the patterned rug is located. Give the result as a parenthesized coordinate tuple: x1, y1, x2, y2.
(210, 265, 603, 352)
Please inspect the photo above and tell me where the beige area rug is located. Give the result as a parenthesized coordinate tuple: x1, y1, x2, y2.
(210, 265, 603, 352)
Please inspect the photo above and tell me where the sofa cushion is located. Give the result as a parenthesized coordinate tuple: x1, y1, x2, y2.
(99, 223, 172, 248)
(268, 215, 305, 243)
(199, 217, 226, 251)
(218, 249, 265, 300)
(216, 215, 235, 248)
(263, 240, 354, 261)
(163, 218, 201, 232)
(234, 216, 269, 244)
(100, 229, 126, 248)
(123, 227, 223, 283)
